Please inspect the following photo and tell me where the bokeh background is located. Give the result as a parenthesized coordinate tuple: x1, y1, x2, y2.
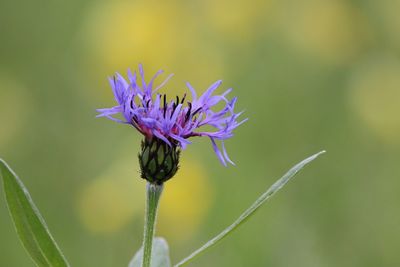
(1, 0, 400, 266)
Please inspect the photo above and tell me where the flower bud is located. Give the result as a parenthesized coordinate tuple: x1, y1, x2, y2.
(138, 138, 180, 184)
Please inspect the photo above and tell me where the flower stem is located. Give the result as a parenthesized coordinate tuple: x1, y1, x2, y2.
(142, 182, 163, 267)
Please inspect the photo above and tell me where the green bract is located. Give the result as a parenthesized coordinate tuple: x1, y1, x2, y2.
(139, 138, 180, 184)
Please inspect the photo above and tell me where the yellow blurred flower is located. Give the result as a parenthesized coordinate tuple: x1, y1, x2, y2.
(158, 157, 213, 243)
(203, 0, 275, 42)
(281, 0, 369, 65)
(77, 151, 212, 239)
(81, 0, 225, 100)
(77, 157, 143, 234)
(83, 1, 181, 75)
(349, 56, 400, 143)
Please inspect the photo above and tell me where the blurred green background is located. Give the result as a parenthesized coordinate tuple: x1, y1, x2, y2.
(1, 0, 400, 266)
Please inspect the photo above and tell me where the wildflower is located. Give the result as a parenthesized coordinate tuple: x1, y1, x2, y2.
(97, 65, 246, 183)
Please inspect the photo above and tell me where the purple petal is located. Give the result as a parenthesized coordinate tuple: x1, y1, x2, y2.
(139, 64, 147, 92)
(108, 77, 124, 105)
(170, 133, 191, 149)
(116, 72, 129, 88)
(142, 117, 157, 128)
(222, 141, 235, 165)
(210, 137, 227, 166)
(170, 104, 182, 124)
(154, 130, 172, 146)
(186, 82, 197, 102)
(150, 94, 161, 117)
(96, 106, 122, 117)
(103, 115, 125, 123)
(199, 80, 222, 103)
(148, 69, 164, 92)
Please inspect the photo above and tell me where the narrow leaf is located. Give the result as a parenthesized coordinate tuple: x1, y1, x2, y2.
(129, 237, 171, 267)
(175, 151, 326, 267)
(0, 159, 70, 267)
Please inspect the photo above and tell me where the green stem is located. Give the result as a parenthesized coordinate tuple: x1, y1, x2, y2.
(142, 183, 163, 267)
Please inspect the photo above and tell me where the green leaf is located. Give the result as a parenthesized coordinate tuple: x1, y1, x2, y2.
(129, 237, 171, 267)
(175, 150, 326, 267)
(0, 159, 70, 267)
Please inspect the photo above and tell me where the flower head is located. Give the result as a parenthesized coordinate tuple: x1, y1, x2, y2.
(97, 65, 246, 181)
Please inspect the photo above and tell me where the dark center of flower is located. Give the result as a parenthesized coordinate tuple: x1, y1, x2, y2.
(160, 93, 202, 120)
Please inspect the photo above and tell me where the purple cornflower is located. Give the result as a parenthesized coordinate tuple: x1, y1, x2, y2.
(97, 65, 247, 170)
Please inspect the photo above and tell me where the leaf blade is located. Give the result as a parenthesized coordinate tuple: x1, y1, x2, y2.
(0, 159, 70, 267)
(174, 150, 326, 267)
(129, 237, 171, 267)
